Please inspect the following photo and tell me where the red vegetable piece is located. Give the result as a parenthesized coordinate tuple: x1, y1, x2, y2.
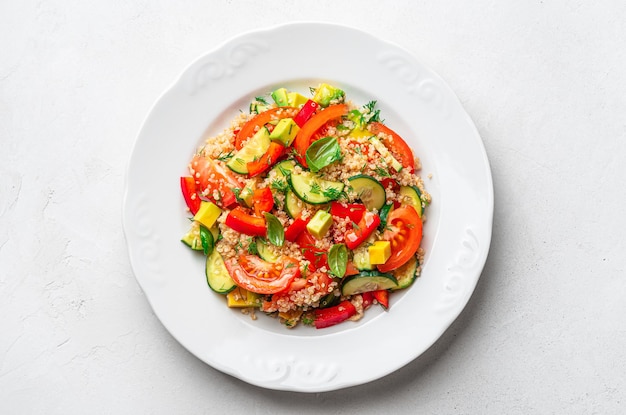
(284, 216, 309, 242)
(344, 211, 380, 250)
(225, 206, 267, 237)
(293, 99, 319, 127)
(330, 202, 366, 223)
(234, 107, 298, 150)
(251, 187, 274, 218)
(180, 176, 201, 215)
(313, 300, 357, 329)
(295, 230, 328, 271)
(247, 142, 286, 178)
(372, 290, 389, 310)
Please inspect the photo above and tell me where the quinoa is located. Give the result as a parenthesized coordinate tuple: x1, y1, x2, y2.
(181, 84, 430, 329)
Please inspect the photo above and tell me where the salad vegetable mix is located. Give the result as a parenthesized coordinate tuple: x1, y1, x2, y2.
(180, 83, 431, 329)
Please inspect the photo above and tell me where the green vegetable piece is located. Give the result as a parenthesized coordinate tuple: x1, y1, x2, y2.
(287, 92, 309, 108)
(269, 118, 300, 147)
(312, 83, 345, 107)
(264, 212, 285, 247)
(305, 136, 342, 172)
(271, 87, 289, 107)
(199, 224, 214, 256)
(306, 210, 333, 239)
(328, 243, 348, 278)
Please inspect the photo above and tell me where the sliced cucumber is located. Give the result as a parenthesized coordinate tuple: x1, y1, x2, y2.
(391, 255, 419, 290)
(181, 221, 203, 251)
(270, 159, 296, 179)
(226, 127, 271, 174)
(352, 234, 377, 271)
(341, 271, 398, 296)
(256, 238, 280, 263)
(399, 185, 423, 218)
(289, 171, 344, 205)
(348, 175, 386, 211)
(205, 251, 236, 294)
(284, 189, 304, 219)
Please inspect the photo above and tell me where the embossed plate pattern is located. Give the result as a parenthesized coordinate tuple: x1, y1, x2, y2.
(123, 22, 493, 392)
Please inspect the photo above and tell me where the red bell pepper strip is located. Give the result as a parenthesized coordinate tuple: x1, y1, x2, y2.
(295, 230, 328, 271)
(225, 206, 266, 237)
(284, 216, 309, 242)
(344, 211, 380, 250)
(293, 99, 319, 127)
(247, 142, 286, 178)
(234, 107, 298, 150)
(330, 202, 366, 223)
(293, 104, 348, 166)
(361, 291, 374, 309)
(180, 176, 201, 215)
(372, 290, 389, 310)
(251, 187, 274, 218)
(313, 300, 357, 329)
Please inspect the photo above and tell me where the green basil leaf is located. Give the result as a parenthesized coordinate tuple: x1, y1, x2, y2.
(305, 136, 342, 173)
(328, 243, 348, 278)
(199, 224, 214, 256)
(264, 212, 284, 247)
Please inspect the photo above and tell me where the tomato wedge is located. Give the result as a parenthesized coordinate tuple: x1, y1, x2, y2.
(190, 155, 242, 208)
(251, 187, 274, 218)
(247, 142, 286, 178)
(224, 206, 266, 237)
(344, 211, 380, 250)
(180, 176, 201, 215)
(234, 107, 298, 150)
(369, 122, 415, 173)
(376, 205, 422, 273)
(330, 202, 366, 223)
(293, 104, 348, 166)
(225, 254, 300, 294)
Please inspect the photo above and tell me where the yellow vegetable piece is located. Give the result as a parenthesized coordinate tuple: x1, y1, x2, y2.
(193, 201, 222, 229)
(227, 287, 261, 308)
(368, 240, 392, 265)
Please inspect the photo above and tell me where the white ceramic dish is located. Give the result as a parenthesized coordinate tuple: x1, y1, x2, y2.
(123, 22, 493, 392)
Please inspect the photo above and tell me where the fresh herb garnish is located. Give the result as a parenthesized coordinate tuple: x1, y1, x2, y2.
(305, 136, 342, 172)
(217, 150, 234, 162)
(264, 212, 285, 247)
(328, 243, 348, 278)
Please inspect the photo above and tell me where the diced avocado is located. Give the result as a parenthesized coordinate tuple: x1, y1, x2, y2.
(249, 101, 270, 114)
(193, 201, 222, 229)
(271, 87, 289, 107)
(269, 118, 300, 147)
(226, 287, 261, 308)
(368, 241, 391, 265)
(287, 92, 309, 108)
(312, 83, 345, 107)
(369, 136, 404, 172)
(237, 184, 255, 208)
(306, 210, 333, 239)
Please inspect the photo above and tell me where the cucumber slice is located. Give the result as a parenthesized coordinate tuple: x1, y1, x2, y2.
(181, 221, 203, 251)
(348, 175, 386, 211)
(284, 189, 304, 219)
(270, 159, 296, 179)
(256, 238, 280, 263)
(288, 171, 344, 205)
(399, 185, 423, 218)
(341, 271, 398, 296)
(391, 255, 419, 290)
(226, 127, 271, 174)
(378, 203, 395, 232)
(205, 251, 237, 294)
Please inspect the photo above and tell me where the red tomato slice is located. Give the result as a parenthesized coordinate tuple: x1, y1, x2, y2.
(295, 230, 328, 271)
(369, 122, 415, 173)
(261, 271, 333, 312)
(225, 255, 300, 294)
(247, 142, 286, 178)
(330, 202, 366, 223)
(251, 187, 274, 218)
(376, 205, 422, 273)
(224, 206, 267, 237)
(190, 155, 242, 208)
(234, 107, 299, 150)
(344, 211, 380, 250)
(180, 176, 201, 215)
(293, 104, 348, 167)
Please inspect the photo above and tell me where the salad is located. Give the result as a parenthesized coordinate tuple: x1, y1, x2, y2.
(180, 83, 430, 329)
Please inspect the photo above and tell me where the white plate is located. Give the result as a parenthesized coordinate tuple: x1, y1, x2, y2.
(123, 22, 493, 392)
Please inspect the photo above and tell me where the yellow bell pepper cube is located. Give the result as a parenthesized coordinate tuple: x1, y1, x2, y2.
(368, 241, 391, 265)
(227, 287, 260, 308)
(193, 201, 222, 229)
